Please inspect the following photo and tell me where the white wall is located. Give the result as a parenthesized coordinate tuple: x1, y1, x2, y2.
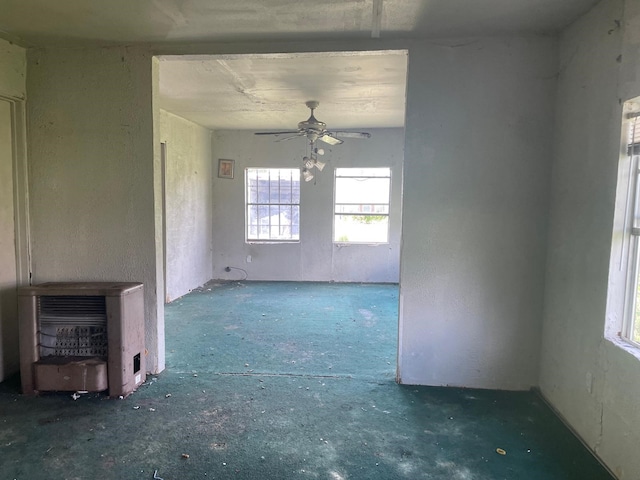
(399, 36, 557, 389)
(539, 0, 640, 478)
(210, 129, 404, 283)
(0, 38, 25, 382)
(23, 36, 557, 390)
(26, 46, 165, 374)
(0, 39, 26, 100)
(159, 110, 213, 301)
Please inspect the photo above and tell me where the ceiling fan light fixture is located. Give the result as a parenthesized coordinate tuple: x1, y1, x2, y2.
(313, 159, 326, 171)
(302, 168, 314, 182)
(303, 156, 314, 169)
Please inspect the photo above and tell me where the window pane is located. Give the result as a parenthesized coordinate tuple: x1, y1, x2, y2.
(258, 204, 269, 222)
(291, 181, 301, 204)
(247, 205, 257, 225)
(269, 182, 280, 203)
(334, 167, 391, 243)
(291, 205, 300, 239)
(246, 168, 301, 241)
(629, 272, 640, 343)
(633, 246, 640, 344)
(335, 177, 390, 204)
(334, 215, 389, 243)
(248, 183, 258, 203)
(631, 156, 640, 344)
(335, 204, 390, 214)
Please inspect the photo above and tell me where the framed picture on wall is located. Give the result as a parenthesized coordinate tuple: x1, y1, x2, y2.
(218, 159, 234, 179)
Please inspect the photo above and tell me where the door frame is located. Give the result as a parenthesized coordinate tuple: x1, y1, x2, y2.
(1, 95, 31, 285)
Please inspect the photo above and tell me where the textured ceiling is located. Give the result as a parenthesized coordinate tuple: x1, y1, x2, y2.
(158, 51, 408, 130)
(0, 0, 598, 46)
(0, 0, 599, 131)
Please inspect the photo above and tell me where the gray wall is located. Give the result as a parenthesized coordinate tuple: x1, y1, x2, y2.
(159, 110, 213, 302)
(210, 129, 404, 283)
(0, 39, 25, 100)
(0, 100, 18, 381)
(0, 38, 25, 382)
(23, 37, 557, 387)
(539, 0, 640, 477)
(399, 36, 556, 389)
(26, 46, 164, 373)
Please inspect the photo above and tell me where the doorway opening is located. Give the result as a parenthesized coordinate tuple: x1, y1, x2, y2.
(154, 50, 408, 380)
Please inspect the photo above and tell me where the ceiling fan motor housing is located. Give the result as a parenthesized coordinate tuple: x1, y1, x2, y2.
(254, 100, 369, 146)
(298, 117, 326, 133)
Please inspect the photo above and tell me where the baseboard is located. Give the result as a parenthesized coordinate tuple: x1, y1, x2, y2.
(532, 387, 619, 480)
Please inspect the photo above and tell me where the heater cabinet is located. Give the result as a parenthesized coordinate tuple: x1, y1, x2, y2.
(18, 282, 146, 397)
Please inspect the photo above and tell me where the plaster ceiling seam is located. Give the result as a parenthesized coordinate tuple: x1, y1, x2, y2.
(151, 0, 188, 28)
(215, 59, 261, 104)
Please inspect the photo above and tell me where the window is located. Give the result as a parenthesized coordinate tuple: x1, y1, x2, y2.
(624, 111, 640, 346)
(334, 168, 391, 243)
(246, 168, 300, 242)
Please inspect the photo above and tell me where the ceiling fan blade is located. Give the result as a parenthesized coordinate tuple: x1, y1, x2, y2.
(254, 131, 301, 136)
(329, 131, 371, 139)
(318, 134, 343, 146)
(275, 134, 305, 142)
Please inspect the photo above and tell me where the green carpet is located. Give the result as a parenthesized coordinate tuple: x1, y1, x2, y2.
(0, 281, 614, 479)
(166, 281, 398, 380)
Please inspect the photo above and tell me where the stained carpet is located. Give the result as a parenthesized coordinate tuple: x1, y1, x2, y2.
(0, 281, 614, 479)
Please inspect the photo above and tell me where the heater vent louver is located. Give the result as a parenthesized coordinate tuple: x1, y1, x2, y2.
(38, 296, 108, 357)
(19, 282, 146, 397)
(39, 295, 106, 320)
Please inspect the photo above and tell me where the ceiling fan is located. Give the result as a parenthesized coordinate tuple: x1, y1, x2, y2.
(254, 100, 371, 146)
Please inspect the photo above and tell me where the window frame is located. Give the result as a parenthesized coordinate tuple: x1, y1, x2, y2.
(245, 167, 301, 243)
(333, 167, 392, 245)
(622, 112, 640, 347)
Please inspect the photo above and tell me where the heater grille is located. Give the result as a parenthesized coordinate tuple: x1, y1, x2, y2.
(38, 296, 108, 357)
(19, 282, 146, 397)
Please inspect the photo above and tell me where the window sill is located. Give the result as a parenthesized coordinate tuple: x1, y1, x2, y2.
(333, 242, 390, 247)
(606, 335, 640, 362)
(246, 241, 300, 245)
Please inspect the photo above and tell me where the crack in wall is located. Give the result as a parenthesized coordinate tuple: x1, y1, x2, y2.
(594, 339, 610, 454)
(595, 401, 604, 454)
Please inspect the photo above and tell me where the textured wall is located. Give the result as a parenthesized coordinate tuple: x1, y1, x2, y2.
(210, 128, 404, 283)
(159, 110, 213, 301)
(0, 38, 25, 381)
(23, 36, 557, 387)
(0, 100, 18, 381)
(540, 0, 640, 478)
(0, 39, 25, 100)
(399, 36, 557, 389)
(26, 46, 164, 373)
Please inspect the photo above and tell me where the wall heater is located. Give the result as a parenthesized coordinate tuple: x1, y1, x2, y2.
(18, 282, 146, 397)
